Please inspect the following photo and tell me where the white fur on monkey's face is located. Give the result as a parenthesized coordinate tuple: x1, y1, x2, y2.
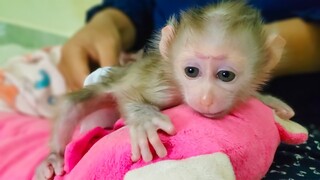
(172, 35, 255, 118)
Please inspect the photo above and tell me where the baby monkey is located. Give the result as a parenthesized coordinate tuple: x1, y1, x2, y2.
(35, 2, 294, 179)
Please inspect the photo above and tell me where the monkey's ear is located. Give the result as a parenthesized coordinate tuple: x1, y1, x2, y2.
(159, 25, 175, 59)
(265, 34, 286, 71)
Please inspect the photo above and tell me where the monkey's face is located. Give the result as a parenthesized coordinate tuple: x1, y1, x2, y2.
(172, 40, 255, 118)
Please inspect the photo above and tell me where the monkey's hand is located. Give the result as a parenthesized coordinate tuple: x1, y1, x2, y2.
(34, 152, 64, 180)
(258, 94, 295, 119)
(127, 106, 176, 162)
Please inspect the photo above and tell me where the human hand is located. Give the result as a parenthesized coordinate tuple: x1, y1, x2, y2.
(59, 9, 135, 90)
(257, 94, 295, 119)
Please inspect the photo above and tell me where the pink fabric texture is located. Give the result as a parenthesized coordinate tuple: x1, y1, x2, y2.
(0, 99, 307, 180)
(59, 98, 307, 180)
(0, 113, 50, 179)
(0, 47, 307, 179)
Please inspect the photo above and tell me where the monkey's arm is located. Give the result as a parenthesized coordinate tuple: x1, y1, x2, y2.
(35, 98, 81, 180)
(35, 86, 117, 180)
(266, 18, 320, 76)
(256, 93, 295, 119)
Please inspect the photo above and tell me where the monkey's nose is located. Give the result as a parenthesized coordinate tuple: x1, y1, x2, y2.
(200, 94, 213, 107)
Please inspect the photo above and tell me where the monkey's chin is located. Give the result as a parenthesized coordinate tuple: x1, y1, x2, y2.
(187, 103, 227, 118)
(201, 111, 226, 118)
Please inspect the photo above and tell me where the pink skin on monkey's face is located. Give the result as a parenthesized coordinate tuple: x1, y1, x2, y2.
(174, 43, 252, 118)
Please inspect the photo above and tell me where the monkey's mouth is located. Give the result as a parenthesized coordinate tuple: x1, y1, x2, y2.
(201, 111, 225, 118)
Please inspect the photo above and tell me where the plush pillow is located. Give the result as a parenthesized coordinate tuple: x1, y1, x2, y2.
(59, 98, 308, 180)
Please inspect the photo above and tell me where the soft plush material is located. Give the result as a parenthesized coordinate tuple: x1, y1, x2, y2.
(0, 47, 310, 180)
(56, 98, 308, 180)
(0, 46, 66, 118)
(0, 113, 50, 180)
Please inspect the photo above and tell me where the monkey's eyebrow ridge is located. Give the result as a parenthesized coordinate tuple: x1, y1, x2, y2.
(195, 52, 227, 61)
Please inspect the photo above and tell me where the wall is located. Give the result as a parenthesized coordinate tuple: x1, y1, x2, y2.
(0, 0, 100, 37)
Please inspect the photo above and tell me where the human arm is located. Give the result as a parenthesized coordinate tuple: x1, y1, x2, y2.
(265, 18, 320, 76)
(59, 8, 135, 90)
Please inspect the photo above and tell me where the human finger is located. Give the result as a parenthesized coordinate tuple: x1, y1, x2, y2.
(59, 46, 90, 90)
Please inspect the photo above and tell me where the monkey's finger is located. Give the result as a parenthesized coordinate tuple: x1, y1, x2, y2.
(130, 127, 141, 162)
(282, 105, 295, 118)
(43, 164, 54, 179)
(153, 117, 176, 135)
(147, 128, 167, 158)
(52, 163, 65, 176)
(137, 129, 153, 162)
(276, 108, 295, 120)
(35, 162, 54, 180)
(273, 101, 295, 119)
(47, 154, 65, 176)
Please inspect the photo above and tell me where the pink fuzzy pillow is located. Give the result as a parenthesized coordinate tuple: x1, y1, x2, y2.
(59, 98, 308, 180)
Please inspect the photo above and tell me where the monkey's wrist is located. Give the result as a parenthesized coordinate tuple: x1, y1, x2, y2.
(83, 67, 113, 86)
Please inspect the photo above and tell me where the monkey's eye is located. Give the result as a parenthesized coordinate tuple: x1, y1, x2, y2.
(185, 66, 200, 78)
(216, 70, 236, 82)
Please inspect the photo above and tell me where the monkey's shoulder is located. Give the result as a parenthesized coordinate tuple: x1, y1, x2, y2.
(110, 54, 180, 107)
(122, 53, 172, 82)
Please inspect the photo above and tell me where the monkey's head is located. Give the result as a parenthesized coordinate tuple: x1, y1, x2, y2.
(158, 2, 286, 118)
